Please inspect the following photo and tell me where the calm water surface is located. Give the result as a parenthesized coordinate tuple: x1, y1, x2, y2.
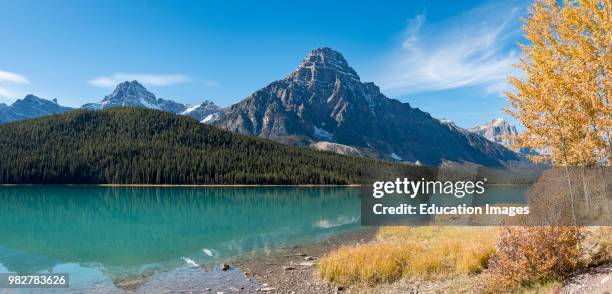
(0, 185, 527, 293)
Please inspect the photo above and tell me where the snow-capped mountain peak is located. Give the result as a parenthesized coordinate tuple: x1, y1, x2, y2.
(181, 100, 223, 121)
(81, 80, 188, 114)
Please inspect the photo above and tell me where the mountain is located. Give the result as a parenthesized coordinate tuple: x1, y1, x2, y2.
(181, 100, 223, 122)
(468, 118, 536, 155)
(82, 81, 189, 113)
(0, 95, 72, 123)
(214, 47, 518, 166)
(0, 107, 425, 184)
(0, 82, 221, 124)
(81, 80, 225, 122)
(0, 103, 21, 123)
(468, 118, 518, 147)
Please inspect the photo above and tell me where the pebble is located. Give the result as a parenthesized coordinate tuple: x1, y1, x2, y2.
(221, 263, 230, 271)
(299, 261, 315, 267)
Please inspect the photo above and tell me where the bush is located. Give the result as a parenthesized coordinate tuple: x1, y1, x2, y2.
(485, 226, 584, 292)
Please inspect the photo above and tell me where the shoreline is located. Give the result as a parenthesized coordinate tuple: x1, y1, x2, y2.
(110, 227, 378, 293)
(0, 184, 364, 187)
(0, 183, 530, 187)
(231, 227, 378, 293)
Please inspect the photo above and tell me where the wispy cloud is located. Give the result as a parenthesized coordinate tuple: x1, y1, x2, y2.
(375, 2, 523, 96)
(0, 70, 29, 84)
(89, 73, 191, 88)
(0, 70, 30, 101)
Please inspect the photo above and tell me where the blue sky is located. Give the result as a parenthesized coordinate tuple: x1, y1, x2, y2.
(0, 0, 529, 128)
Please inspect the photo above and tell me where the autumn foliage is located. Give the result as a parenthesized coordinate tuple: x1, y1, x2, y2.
(491, 0, 611, 291)
(485, 226, 584, 292)
(506, 0, 611, 166)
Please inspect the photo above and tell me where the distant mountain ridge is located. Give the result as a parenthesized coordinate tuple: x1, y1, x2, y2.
(213, 47, 519, 166)
(469, 118, 518, 146)
(181, 100, 223, 122)
(0, 95, 72, 124)
(81, 81, 221, 121)
(468, 118, 534, 155)
(0, 81, 221, 123)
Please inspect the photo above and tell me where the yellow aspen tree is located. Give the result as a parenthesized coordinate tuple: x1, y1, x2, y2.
(506, 0, 611, 167)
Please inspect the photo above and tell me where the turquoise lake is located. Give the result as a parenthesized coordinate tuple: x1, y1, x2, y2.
(0, 185, 528, 293)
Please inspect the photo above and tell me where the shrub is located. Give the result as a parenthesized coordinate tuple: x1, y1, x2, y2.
(485, 226, 584, 292)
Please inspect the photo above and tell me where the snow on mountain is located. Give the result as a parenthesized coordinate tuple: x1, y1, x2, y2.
(80, 80, 224, 122)
(181, 100, 223, 121)
(201, 113, 221, 124)
(82, 81, 187, 113)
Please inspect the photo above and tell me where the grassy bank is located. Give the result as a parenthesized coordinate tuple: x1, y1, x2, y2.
(318, 227, 497, 286)
(318, 226, 612, 293)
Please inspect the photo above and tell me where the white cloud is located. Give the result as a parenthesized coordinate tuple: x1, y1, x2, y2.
(401, 13, 425, 49)
(375, 3, 523, 96)
(0, 70, 30, 101)
(0, 70, 29, 84)
(89, 73, 191, 87)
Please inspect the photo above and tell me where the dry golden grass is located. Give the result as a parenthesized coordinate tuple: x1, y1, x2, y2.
(318, 226, 612, 290)
(318, 227, 498, 286)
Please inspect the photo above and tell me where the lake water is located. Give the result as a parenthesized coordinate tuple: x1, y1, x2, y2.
(0, 185, 527, 293)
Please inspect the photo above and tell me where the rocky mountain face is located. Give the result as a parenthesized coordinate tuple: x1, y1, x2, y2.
(468, 118, 534, 154)
(469, 118, 518, 147)
(0, 95, 72, 124)
(214, 47, 518, 166)
(310, 141, 363, 157)
(181, 100, 223, 122)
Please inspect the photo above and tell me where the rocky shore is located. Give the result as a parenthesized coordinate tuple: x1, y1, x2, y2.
(110, 227, 610, 294)
(231, 227, 378, 294)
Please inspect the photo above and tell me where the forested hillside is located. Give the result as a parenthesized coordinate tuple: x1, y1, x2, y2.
(0, 108, 424, 184)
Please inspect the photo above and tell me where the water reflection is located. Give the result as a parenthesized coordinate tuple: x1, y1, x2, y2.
(0, 186, 361, 285)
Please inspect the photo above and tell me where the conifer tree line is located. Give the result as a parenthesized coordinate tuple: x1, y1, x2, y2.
(0, 108, 425, 184)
